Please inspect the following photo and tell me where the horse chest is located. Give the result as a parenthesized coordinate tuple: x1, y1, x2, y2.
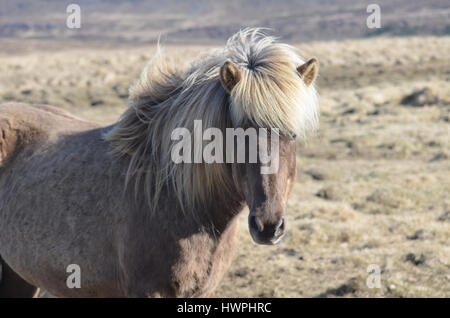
(170, 222, 240, 297)
(122, 216, 240, 298)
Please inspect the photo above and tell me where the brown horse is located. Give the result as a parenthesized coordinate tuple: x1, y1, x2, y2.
(0, 29, 318, 297)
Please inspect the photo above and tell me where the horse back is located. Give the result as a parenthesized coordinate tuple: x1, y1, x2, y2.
(0, 102, 95, 167)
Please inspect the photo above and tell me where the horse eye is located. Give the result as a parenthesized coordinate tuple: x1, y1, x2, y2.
(290, 134, 297, 141)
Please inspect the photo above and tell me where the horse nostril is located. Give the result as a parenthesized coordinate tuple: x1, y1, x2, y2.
(250, 215, 264, 232)
(279, 218, 285, 230)
(276, 218, 285, 235)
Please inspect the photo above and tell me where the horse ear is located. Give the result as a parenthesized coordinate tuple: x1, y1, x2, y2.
(220, 60, 241, 93)
(297, 58, 318, 86)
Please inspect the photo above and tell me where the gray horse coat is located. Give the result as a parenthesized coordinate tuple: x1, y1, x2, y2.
(0, 103, 240, 297)
(0, 29, 318, 298)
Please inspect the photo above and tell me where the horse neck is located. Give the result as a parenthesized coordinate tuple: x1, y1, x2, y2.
(200, 177, 245, 234)
(172, 105, 245, 232)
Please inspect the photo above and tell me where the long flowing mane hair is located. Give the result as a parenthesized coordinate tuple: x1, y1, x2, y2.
(105, 28, 319, 214)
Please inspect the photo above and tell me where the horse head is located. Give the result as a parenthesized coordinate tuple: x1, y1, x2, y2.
(220, 56, 318, 245)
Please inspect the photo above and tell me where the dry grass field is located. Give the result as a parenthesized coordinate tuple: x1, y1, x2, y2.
(1, 35, 449, 297)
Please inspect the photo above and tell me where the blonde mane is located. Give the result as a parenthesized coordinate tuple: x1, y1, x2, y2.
(105, 28, 319, 213)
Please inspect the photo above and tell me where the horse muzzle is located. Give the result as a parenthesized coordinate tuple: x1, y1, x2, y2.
(248, 215, 286, 245)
